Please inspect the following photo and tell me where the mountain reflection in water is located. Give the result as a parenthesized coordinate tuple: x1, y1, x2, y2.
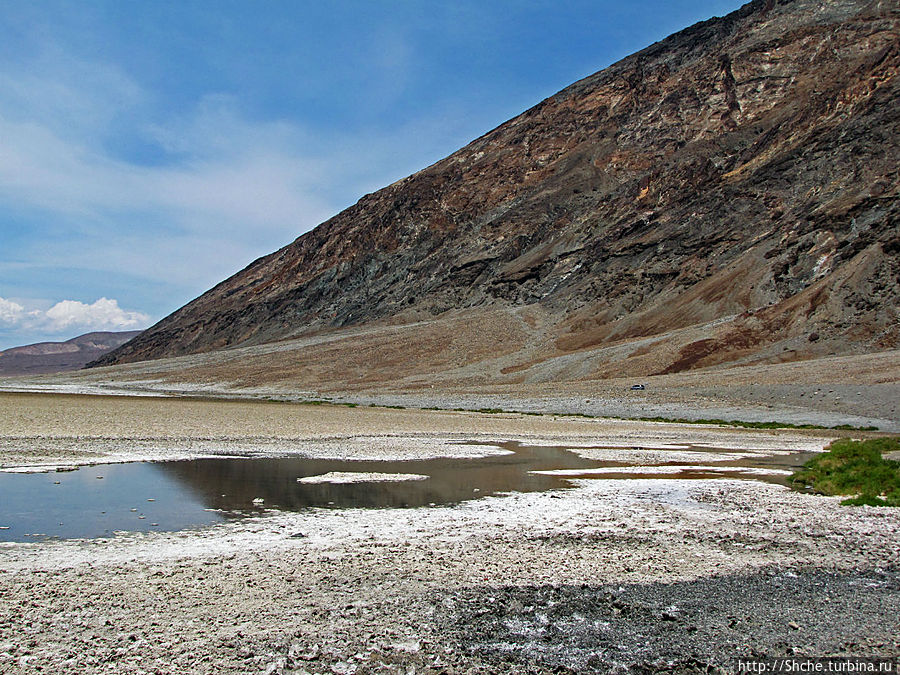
(157, 442, 593, 510)
(0, 441, 816, 542)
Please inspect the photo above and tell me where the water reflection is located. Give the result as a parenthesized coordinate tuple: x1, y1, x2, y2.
(158, 442, 595, 511)
(0, 441, 816, 542)
(0, 462, 223, 542)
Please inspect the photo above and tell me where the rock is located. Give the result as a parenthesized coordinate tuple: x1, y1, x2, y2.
(90, 0, 900, 383)
(291, 644, 320, 662)
(0, 330, 143, 377)
(262, 657, 286, 675)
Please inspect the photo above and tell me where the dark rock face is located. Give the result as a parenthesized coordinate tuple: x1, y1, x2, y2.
(94, 0, 900, 371)
(0, 331, 143, 376)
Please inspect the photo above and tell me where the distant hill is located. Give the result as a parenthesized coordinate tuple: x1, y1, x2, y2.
(92, 0, 898, 383)
(0, 331, 143, 376)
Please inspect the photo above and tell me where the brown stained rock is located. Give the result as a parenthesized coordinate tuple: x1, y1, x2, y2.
(91, 0, 900, 379)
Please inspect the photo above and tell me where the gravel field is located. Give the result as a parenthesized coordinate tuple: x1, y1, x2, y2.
(0, 393, 898, 673)
(2, 349, 898, 433)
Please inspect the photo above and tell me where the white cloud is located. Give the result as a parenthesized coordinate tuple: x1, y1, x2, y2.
(42, 298, 149, 332)
(0, 297, 25, 324)
(0, 296, 149, 334)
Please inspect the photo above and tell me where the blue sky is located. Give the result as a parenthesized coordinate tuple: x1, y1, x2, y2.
(0, 0, 747, 349)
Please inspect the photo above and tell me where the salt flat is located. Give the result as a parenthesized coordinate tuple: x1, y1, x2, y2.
(0, 393, 897, 673)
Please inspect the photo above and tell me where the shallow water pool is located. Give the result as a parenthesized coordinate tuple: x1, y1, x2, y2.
(0, 441, 815, 542)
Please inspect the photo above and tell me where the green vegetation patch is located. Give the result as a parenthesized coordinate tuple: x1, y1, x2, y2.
(296, 399, 356, 407)
(635, 416, 878, 431)
(790, 437, 900, 507)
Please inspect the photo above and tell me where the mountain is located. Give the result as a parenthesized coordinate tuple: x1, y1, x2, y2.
(92, 0, 899, 384)
(0, 331, 143, 376)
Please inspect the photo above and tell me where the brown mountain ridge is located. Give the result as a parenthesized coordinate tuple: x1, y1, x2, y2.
(91, 0, 899, 385)
(0, 331, 143, 376)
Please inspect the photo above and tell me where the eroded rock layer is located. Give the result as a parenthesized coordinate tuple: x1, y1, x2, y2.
(94, 0, 899, 374)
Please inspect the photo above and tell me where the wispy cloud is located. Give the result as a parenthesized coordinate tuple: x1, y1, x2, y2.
(0, 11, 511, 349)
(0, 51, 352, 332)
(0, 54, 464, 283)
(0, 43, 145, 142)
(0, 59, 471, 280)
(0, 88, 336, 236)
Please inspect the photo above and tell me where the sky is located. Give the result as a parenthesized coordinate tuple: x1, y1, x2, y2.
(0, 0, 747, 350)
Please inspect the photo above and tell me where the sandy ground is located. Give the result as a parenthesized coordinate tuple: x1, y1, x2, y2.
(0, 392, 836, 471)
(1, 346, 898, 432)
(0, 393, 898, 673)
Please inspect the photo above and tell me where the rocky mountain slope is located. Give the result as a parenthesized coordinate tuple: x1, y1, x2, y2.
(0, 331, 143, 376)
(93, 0, 899, 379)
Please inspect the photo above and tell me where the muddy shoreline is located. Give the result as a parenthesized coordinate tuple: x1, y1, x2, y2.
(1, 393, 898, 673)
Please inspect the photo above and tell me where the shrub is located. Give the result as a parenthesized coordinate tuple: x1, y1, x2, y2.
(790, 438, 900, 506)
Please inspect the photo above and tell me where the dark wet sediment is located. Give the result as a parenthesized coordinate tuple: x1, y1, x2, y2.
(435, 568, 900, 673)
